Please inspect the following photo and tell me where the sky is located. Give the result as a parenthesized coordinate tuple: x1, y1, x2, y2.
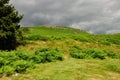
(10, 0, 120, 34)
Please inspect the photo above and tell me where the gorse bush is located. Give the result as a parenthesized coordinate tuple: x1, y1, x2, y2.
(70, 46, 120, 60)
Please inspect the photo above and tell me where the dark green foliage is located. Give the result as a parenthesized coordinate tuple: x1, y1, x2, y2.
(0, 0, 23, 50)
(70, 46, 120, 60)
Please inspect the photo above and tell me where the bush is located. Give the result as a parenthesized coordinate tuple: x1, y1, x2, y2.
(12, 60, 33, 73)
(0, 51, 34, 76)
(2, 66, 15, 76)
(30, 55, 43, 63)
(85, 48, 106, 60)
(70, 52, 86, 59)
(0, 48, 64, 76)
(46, 49, 63, 62)
(34, 47, 63, 63)
(70, 46, 86, 59)
(70, 46, 120, 60)
(0, 57, 4, 68)
(103, 50, 120, 59)
(15, 51, 31, 60)
(0, 68, 3, 77)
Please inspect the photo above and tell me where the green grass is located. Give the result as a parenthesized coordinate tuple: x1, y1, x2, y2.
(0, 26, 120, 80)
(22, 26, 120, 45)
(1, 59, 120, 80)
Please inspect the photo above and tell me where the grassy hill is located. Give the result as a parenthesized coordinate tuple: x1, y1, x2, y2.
(0, 26, 120, 80)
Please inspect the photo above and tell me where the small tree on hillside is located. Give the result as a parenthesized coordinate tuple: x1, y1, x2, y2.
(0, 0, 23, 50)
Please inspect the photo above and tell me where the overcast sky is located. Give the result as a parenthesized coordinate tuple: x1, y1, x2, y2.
(10, 0, 120, 34)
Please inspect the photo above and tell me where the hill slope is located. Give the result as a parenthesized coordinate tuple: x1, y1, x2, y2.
(1, 26, 120, 80)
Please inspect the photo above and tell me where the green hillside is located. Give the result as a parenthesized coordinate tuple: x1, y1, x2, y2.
(0, 26, 120, 80)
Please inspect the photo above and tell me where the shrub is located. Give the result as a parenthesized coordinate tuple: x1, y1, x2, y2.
(15, 51, 30, 60)
(2, 66, 15, 76)
(85, 48, 106, 60)
(30, 55, 43, 63)
(70, 46, 86, 59)
(34, 47, 63, 63)
(0, 51, 35, 76)
(46, 49, 63, 62)
(0, 68, 3, 77)
(70, 52, 86, 59)
(12, 60, 33, 73)
(0, 57, 4, 68)
(70, 46, 120, 60)
(103, 50, 120, 59)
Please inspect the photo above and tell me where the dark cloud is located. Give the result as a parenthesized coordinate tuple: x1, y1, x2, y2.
(10, 0, 120, 34)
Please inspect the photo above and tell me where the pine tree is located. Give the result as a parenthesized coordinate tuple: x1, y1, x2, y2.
(0, 0, 23, 50)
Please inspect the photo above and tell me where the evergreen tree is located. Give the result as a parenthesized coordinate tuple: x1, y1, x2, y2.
(0, 0, 23, 50)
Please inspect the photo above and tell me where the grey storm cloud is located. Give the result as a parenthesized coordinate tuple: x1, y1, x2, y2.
(10, 0, 120, 34)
